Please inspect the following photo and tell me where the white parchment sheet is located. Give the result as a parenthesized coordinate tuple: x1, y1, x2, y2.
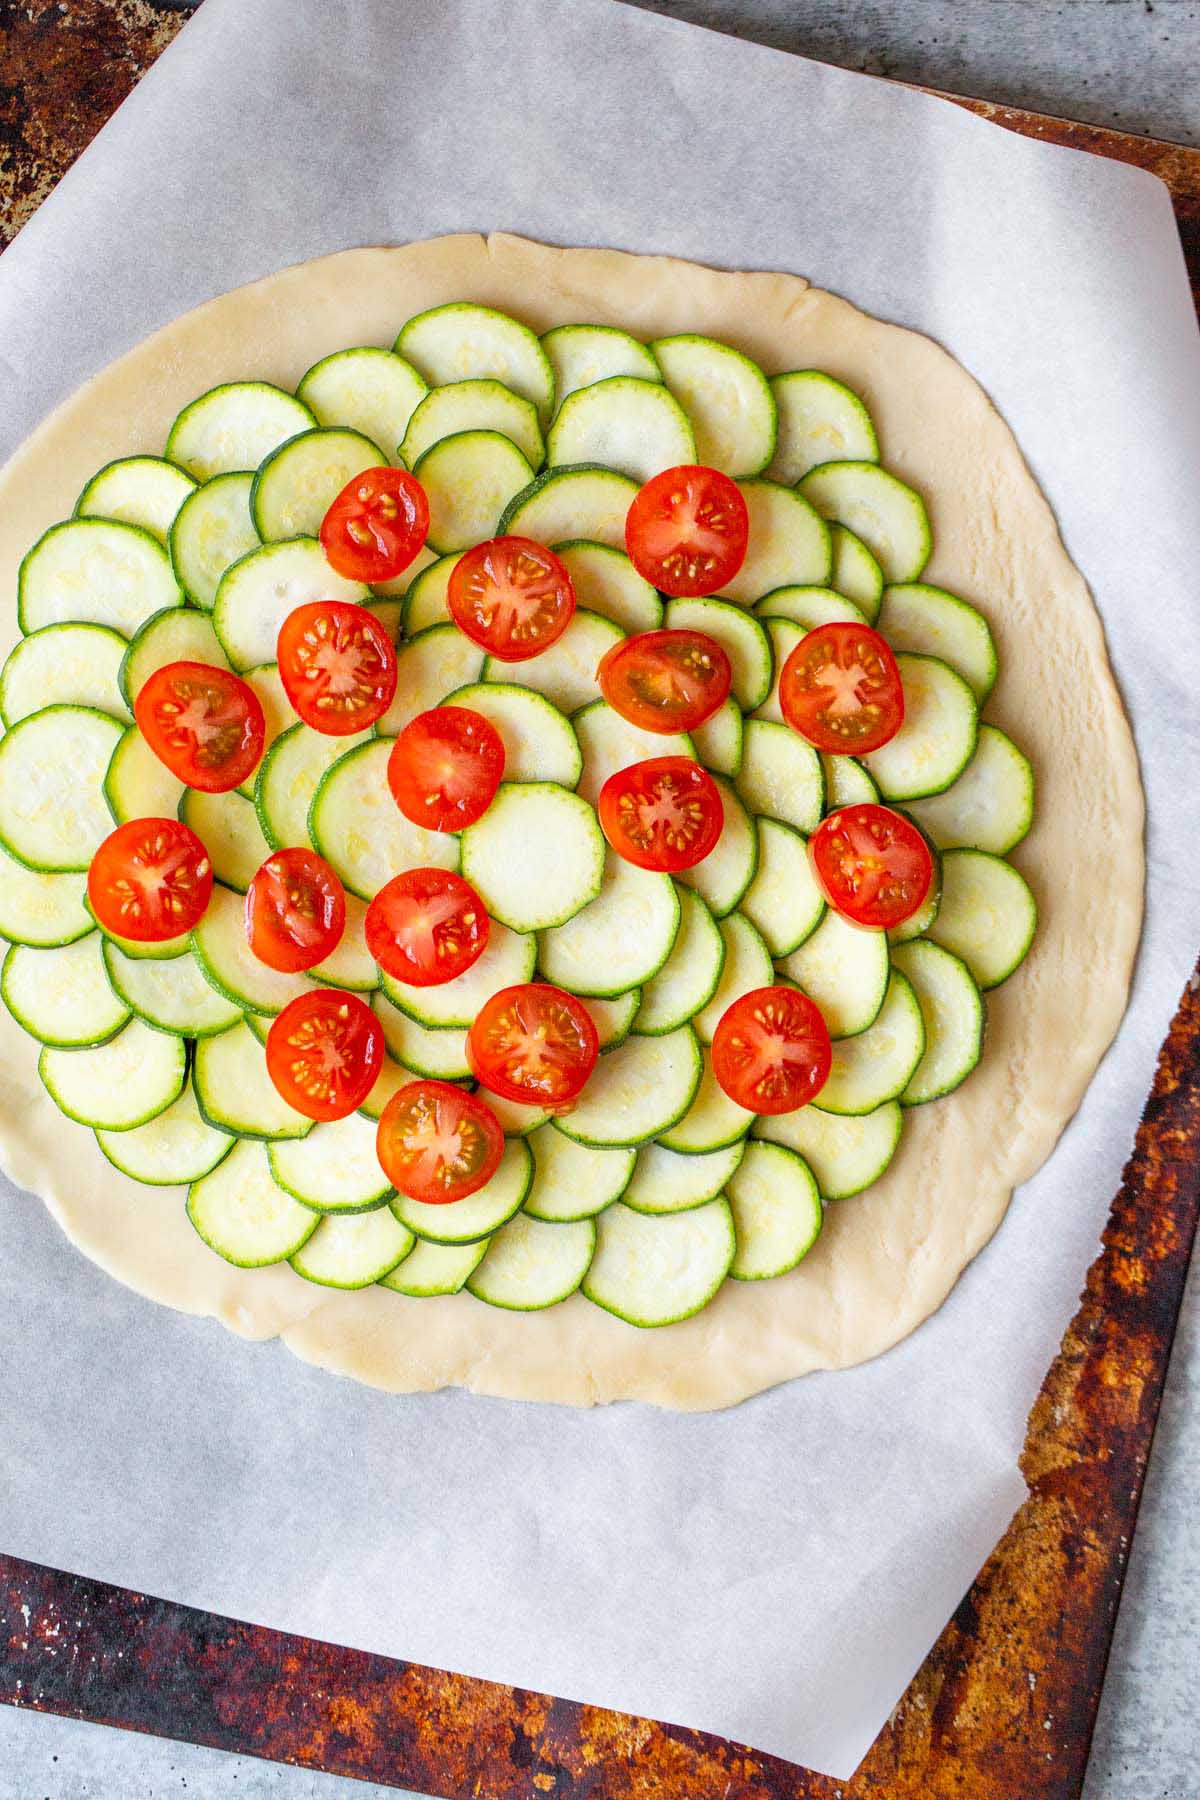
(2, 0, 1199, 1779)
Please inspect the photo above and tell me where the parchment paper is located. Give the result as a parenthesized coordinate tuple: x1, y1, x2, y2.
(1, 0, 1198, 1779)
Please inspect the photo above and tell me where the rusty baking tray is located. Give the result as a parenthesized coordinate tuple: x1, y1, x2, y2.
(2, 5, 1199, 1793)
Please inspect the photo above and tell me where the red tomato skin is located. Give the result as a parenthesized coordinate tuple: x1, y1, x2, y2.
(134, 661, 266, 793)
(376, 1079, 505, 1204)
(598, 629, 732, 733)
(319, 466, 429, 584)
(364, 868, 490, 988)
(387, 706, 505, 832)
(467, 982, 599, 1107)
(807, 803, 935, 931)
(711, 985, 832, 1115)
(447, 537, 575, 662)
(265, 990, 384, 1122)
(87, 819, 213, 943)
(276, 600, 398, 735)
(597, 756, 724, 873)
(624, 465, 749, 598)
(778, 622, 904, 755)
(245, 849, 347, 973)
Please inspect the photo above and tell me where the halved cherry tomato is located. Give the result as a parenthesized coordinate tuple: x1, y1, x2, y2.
(711, 985, 831, 1115)
(779, 621, 904, 754)
(447, 536, 575, 662)
(319, 466, 429, 584)
(364, 868, 489, 988)
(598, 629, 732, 733)
(87, 819, 213, 943)
(388, 705, 505, 832)
(624, 465, 749, 597)
(467, 982, 599, 1108)
(808, 802, 934, 931)
(597, 756, 724, 873)
(265, 989, 384, 1122)
(377, 1079, 505, 1204)
(245, 849, 346, 973)
(134, 661, 265, 792)
(276, 600, 397, 735)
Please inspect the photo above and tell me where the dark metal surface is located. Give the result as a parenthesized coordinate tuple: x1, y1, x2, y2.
(2, 4, 1199, 1794)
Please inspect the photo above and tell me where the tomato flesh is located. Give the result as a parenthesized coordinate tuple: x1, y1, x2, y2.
(319, 466, 429, 584)
(467, 982, 599, 1108)
(598, 629, 731, 733)
(808, 802, 934, 930)
(276, 600, 397, 735)
(265, 990, 384, 1122)
(388, 705, 505, 832)
(134, 660, 265, 792)
(87, 819, 213, 943)
(625, 465, 749, 597)
(377, 1079, 505, 1204)
(597, 756, 724, 873)
(711, 985, 831, 1114)
(245, 849, 346, 973)
(447, 536, 575, 662)
(364, 868, 489, 988)
(779, 621, 904, 754)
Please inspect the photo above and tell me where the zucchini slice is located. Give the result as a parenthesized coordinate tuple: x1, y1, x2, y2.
(460, 782, 603, 932)
(863, 654, 978, 801)
(888, 878, 942, 947)
(382, 919, 535, 1028)
(296, 346, 427, 459)
(829, 523, 884, 621)
(192, 884, 317, 1016)
(120, 606, 228, 709)
(414, 430, 534, 553)
(168, 472, 259, 612)
(310, 739, 459, 901)
(657, 1048, 756, 1154)
(379, 1236, 489, 1297)
(691, 698, 743, 779)
(664, 596, 773, 711)
(583, 1199, 734, 1327)
(693, 912, 773, 1044)
(193, 1019, 314, 1140)
(96, 1081, 234, 1186)
(541, 324, 660, 405)
(401, 378, 544, 470)
(3, 936, 129, 1047)
(251, 426, 386, 543)
(822, 754, 879, 810)
(547, 376, 695, 484)
(187, 1139, 318, 1267)
(523, 1125, 636, 1222)
(876, 583, 996, 702)
(799, 461, 931, 585)
(719, 479, 832, 605)
(391, 1137, 533, 1244)
(754, 1101, 903, 1202)
(740, 819, 824, 958)
(651, 335, 776, 477)
(621, 1138, 745, 1216)
(378, 621, 485, 736)
(923, 849, 1037, 989)
(19, 518, 183, 637)
(0, 848, 93, 949)
(499, 464, 638, 549)
(402, 554, 457, 635)
(256, 721, 373, 853)
(752, 617, 804, 724)
(634, 886, 725, 1036)
(103, 940, 243, 1037)
(554, 1028, 702, 1149)
(1, 623, 129, 728)
(0, 706, 125, 872)
(539, 850, 680, 998)
(179, 788, 270, 893)
(552, 540, 662, 634)
(573, 699, 693, 807)
(675, 775, 757, 919)
(358, 1051, 420, 1123)
(584, 989, 642, 1052)
(780, 909, 891, 1039)
(40, 1017, 186, 1131)
(104, 724, 185, 826)
(755, 584, 866, 630)
(311, 893, 378, 993)
(891, 940, 985, 1104)
(291, 1208, 414, 1288)
(443, 682, 582, 788)
(727, 1140, 823, 1280)
(213, 537, 369, 671)
(166, 381, 316, 481)
(372, 994, 471, 1079)
(906, 725, 1034, 855)
(486, 1094, 550, 1137)
(736, 719, 824, 834)
(815, 971, 926, 1115)
(397, 303, 555, 426)
(486, 609, 622, 715)
(467, 1213, 596, 1311)
(767, 370, 879, 485)
(76, 455, 197, 544)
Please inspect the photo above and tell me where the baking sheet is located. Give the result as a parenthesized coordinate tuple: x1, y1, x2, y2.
(1, 0, 1199, 1780)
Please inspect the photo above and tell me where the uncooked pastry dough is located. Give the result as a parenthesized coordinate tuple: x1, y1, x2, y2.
(0, 235, 1143, 1409)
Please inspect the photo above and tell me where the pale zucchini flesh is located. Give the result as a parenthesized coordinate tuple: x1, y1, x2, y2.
(103, 940, 243, 1037)
(675, 776, 757, 919)
(583, 1199, 735, 1327)
(547, 377, 695, 484)
(467, 1213, 595, 1311)
(397, 303, 555, 426)
(863, 653, 979, 801)
(290, 1208, 414, 1288)
(621, 1139, 745, 1216)
(829, 524, 884, 621)
(193, 1019, 314, 1141)
(401, 378, 544, 471)
(1, 623, 129, 728)
(499, 464, 637, 549)
(523, 1126, 636, 1222)
(166, 381, 316, 481)
(739, 819, 824, 958)
(736, 719, 824, 835)
(541, 324, 660, 405)
(552, 1028, 702, 1149)
(538, 851, 680, 998)
(0, 849, 93, 949)
(104, 724, 186, 826)
(77, 455, 197, 544)
(0, 706, 125, 872)
(250, 426, 385, 543)
(727, 1140, 823, 1280)
(120, 606, 228, 709)
(402, 554, 457, 635)
(551, 541, 662, 634)
(310, 739, 459, 901)
(876, 583, 997, 701)
(179, 788, 271, 893)
(40, 1017, 186, 1131)
(186, 1138, 318, 1267)
(815, 971, 926, 1115)
(372, 994, 472, 1079)
(192, 884, 318, 1016)
(296, 346, 427, 460)
(2, 936, 130, 1047)
(822, 754, 879, 810)
(906, 725, 1034, 855)
(379, 1236, 488, 1297)
(486, 609, 622, 716)
(767, 371, 879, 485)
(657, 1049, 756, 1154)
(799, 461, 931, 585)
(256, 721, 374, 853)
(572, 699, 693, 808)
(718, 480, 832, 605)
(390, 1137, 533, 1244)
(19, 518, 183, 638)
(651, 335, 776, 477)
(780, 909, 891, 1039)
(690, 698, 744, 779)
(753, 1100, 903, 1201)
(460, 782, 603, 932)
(382, 919, 535, 1028)
(414, 430, 534, 553)
(168, 472, 259, 611)
(923, 849, 1038, 989)
(634, 886, 725, 1035)
(213, 537, 370, 672)
(96, 1082, 234, 1186)
(664, 595, 773, 711)
(442, 682, 582, 788)
(377, 621, 484, 736)
(268, 1111, 396, 1212)
(755, 584, 866, 631)
(751, 616, 804, 725)
(693, 911, 773, 1044)
(891, 940, 985, 1104)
